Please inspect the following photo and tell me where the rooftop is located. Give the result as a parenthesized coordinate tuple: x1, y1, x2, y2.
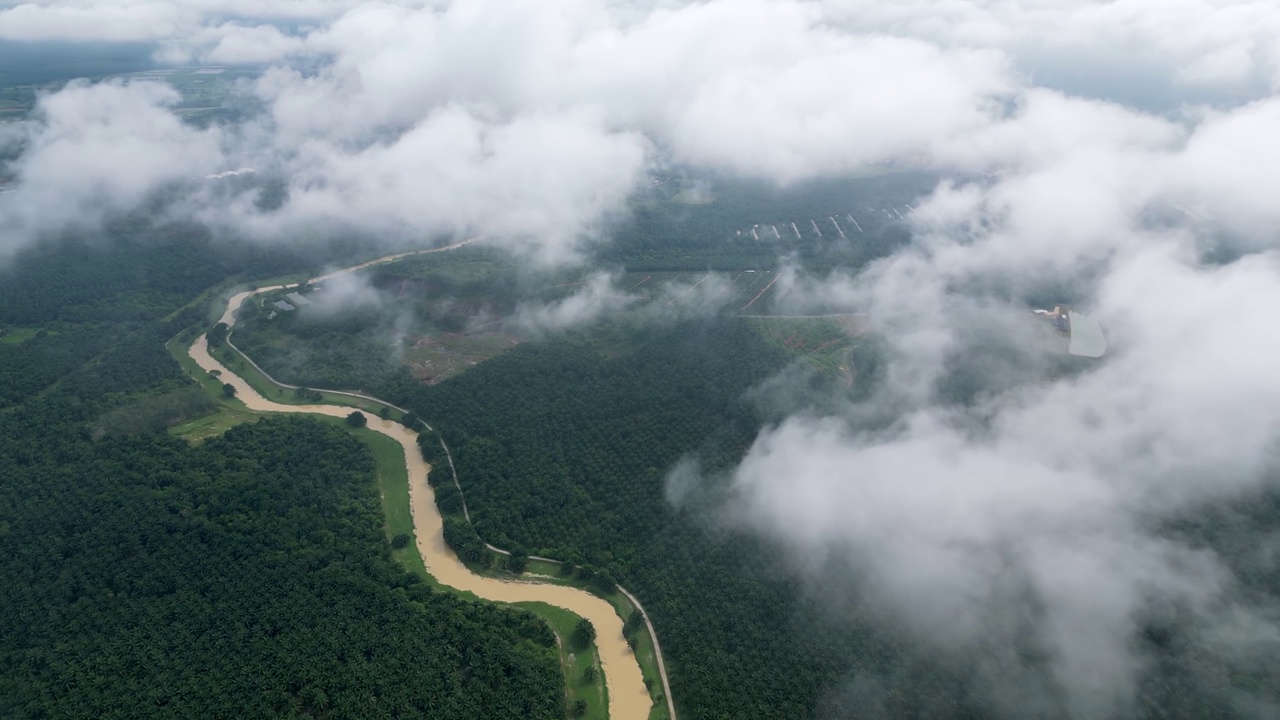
(1066, 312, 1107, 358)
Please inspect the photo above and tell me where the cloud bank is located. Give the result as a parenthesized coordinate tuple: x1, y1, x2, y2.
(7, 0, 1278, 260)
(0, 79, 223, 249)
(709, 237, 1280, 716)
(3, 2, 1280, 716)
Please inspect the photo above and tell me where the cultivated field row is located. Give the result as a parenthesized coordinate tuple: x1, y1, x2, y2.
(733, 203, 916, 242)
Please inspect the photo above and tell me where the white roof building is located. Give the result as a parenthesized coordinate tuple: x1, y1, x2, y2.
(1066, 312, 1107, 358)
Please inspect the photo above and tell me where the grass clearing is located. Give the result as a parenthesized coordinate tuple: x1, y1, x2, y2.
(0, 327, 53, 345)
(482, 556, 670, 718)
(516, 601, 609, 720)
(603, 592, 669, 720)
(169, 405, 259, 442)
(405, 332, 521, 384)
(165, 331, 259, 441)
(387, 249, 513, 284)
(612, 270, 780, 314)
(209, 339, 391, 416)
(356, 426, 438, 588)
(746, 315, 865, 382)
(526, 558, 571, 578)
(167, 332, 233, 398)
(672, 188, 715, 205)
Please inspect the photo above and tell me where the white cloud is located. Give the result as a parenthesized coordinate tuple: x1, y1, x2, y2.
(673, 65, 1280, 713)
(156, 22, 307, 65)
(0, 80, 223, 253)
(0, 0, 364, 42)
(1164, 98, 1280, 242)
(511, 271, 636, 332)
(703, 235, 1280, 714)
(306, 269, 384, 314)
(0, 2, 189, 42)
(818, 0, 1280, 94)
(11, 0, 1279, 264)
(254, 106, 646, 266)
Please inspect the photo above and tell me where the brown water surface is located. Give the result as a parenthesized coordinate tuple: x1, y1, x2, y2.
(191, 246, 651, 719)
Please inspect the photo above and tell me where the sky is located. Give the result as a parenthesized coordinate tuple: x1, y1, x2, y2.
(2, 1, 1280, 718)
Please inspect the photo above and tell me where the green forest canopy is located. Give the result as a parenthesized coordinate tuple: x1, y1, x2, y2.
(4, 218, 1279, 719)
(0, 229, 567, 719)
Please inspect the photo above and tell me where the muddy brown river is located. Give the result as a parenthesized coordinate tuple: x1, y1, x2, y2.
(191, 249, 653, 720)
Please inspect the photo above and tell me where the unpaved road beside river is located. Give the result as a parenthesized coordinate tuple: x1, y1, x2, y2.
(191, 243, 654, 720)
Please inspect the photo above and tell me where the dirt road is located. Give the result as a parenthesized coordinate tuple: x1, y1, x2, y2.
(218, 238, 475, 326)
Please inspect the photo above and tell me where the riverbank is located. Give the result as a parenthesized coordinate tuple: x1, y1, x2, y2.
(181, 243, 661, 720)
(187, 335, 652, 718)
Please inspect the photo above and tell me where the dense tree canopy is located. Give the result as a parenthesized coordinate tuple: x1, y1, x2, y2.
(0, 228, 567, 720)
(0, 417, 562, 719)
(11, 214, 1272, 720)
(394, 318, 1271, 720)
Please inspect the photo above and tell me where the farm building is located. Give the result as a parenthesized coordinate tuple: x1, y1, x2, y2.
(285, 291, 312, 306)
(1066, 312, 1107, 358)
(1033, 306, 1107, 358)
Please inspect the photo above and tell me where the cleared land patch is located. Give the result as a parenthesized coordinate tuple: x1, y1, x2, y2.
(616, 270, 782, 313)
(406, 332, 522, 384)
(745, 315, 867, 383)
(0, 326, 53, 345)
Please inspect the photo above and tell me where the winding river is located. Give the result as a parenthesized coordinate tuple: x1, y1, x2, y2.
(189, 247, 655, 720)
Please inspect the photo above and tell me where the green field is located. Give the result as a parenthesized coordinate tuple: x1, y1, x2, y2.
(230, 264, 796, 400)
(391, 250, 514, 284)
(166, 329, 393, 440)
(355, 424, 464, 597)
(746, 315, 865, 383)
(0, 326, 51, 345)
(164, 331, 260, 441)
(211, 337, 394, 415)
(168, 404, 259, 442)
(516, 602, 609, 720)
(451, 527, 671, 718)
(231, 259, 529, 390)
(404, 332, 522, 384)
(617, 270, 781, 313)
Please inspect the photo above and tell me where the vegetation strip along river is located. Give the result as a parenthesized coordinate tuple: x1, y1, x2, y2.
(191, 246, 655, 720)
